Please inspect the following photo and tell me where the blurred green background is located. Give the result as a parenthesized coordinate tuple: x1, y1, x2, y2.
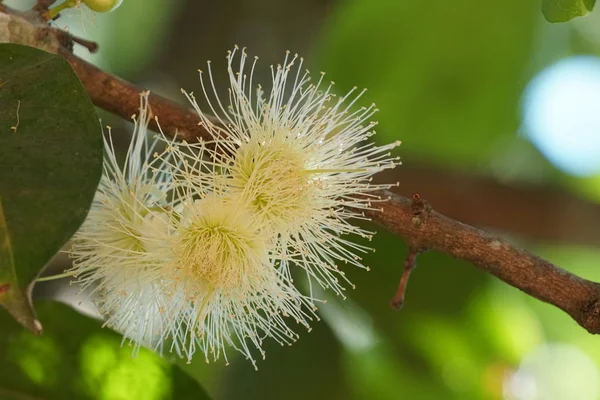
(5, 0, 600, 399)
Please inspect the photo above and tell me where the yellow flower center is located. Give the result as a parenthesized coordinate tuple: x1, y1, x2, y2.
(229, 137, 314, 231)
(174, 197, 267, 295)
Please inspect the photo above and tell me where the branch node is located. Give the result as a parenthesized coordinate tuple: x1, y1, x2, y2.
(581, 297, 600, 334)
(410, 193, 432, 227)
(390, 247, 427, 310)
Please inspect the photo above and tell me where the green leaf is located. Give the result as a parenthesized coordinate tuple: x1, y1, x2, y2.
(0, 301, 212, 399)
(542, 0, 596, 22)
(0, 44, 103, 332)
(0, 201, 40, 334)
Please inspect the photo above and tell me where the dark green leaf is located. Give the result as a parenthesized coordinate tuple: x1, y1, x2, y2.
(542, 0, 596, 22)
(0, 44, 103, 332)
(0, 301, 212, 399)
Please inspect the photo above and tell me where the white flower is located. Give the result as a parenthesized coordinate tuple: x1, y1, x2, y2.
(69, 93, 176, 354)
(179, 46, 401, 297)
(69, 45, 401, 367)
(160, 193, 316, 367)
(69, 92, 316, 368)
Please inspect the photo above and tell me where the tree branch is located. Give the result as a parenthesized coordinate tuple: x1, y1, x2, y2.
(365, 192, 600, 333)
(3, 8, 600, 334)
(381, 166, 600, 247)
(58, 50, 213, 143)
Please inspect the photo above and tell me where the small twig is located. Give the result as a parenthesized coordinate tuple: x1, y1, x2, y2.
(391, 247, 426, 310)
(70, 35, 98, 53)
(51, 28, 98, 53)
(390, 194, 431, 309)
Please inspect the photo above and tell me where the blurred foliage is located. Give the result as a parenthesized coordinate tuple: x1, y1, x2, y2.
(17, 0, 187, 78)
(0, 302, 211, 399)
(542, 0, 596, 22)
(177, 303, 348, 399)
(318, 0, 538, 169)
(0, 44, 102, 332)
(94, 0, 185, 77)
(220, 322, 349, 400)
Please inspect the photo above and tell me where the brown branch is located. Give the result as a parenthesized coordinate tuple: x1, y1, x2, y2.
(58, 50, 213, 143)
(380, 166, 600, 248)
(365, 192, 600, 334)
(2, 9, 600, 334)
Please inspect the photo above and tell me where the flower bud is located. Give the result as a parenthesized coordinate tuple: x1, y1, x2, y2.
(83, 0, 123, 12)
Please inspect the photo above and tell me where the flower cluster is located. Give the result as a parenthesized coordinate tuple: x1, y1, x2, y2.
(69, 47, 401, 368)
